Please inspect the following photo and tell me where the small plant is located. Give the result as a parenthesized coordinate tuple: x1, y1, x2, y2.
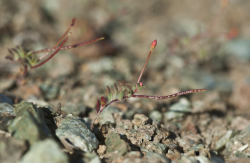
(6, 18, 104, 85)
(91, 40, 206, 130)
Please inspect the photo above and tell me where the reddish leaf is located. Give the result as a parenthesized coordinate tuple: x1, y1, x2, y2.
(96, 100, 100, 113)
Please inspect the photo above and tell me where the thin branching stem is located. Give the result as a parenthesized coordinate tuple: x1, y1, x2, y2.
(31, 32, 72, 69)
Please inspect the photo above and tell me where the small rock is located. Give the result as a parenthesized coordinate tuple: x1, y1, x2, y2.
(145, 152, 171, 163)
(0, 103, 15, 131)
(165, 98, 191, 120)
(8, 102, 51, 144)
(175, 156, 198, 163)
(19, 139, 68, 163)
(149, 110, 162, 123)
(224, 126, 250, 158)
(98, 106, 121, 125)
(55, 114, 99, 152)
(82, 152, 101, 163)
(40, 83, 59, 100)
(234, 151, 249, 158)
(215, 130, 233, 150)
(124, 108, 146, 120)
(132, 114, 149, 126)
(61, 102, 87, 116)
(166, 152, 181, 161)
(0, 137, 27, 163)
(143, 142, 167, 155)
(105, 131, 130, 156)
(0, 103, 15, 116)
(97, 145, 107, 155)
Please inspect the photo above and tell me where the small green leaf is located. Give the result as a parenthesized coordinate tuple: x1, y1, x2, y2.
(127, 90, 132, 97)
(118, 90, 125, 100)
(107, 86, 113, 101)
(138, 85, 147, 91)
(126, 83, 136, 91)
(26, 51, 33, 56)
(117, 81, 125, 90)
(114, 83, 118, 99)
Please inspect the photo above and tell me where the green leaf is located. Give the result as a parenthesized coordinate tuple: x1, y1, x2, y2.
(118, 90, 125, 100)
(126, 83, 136, 91)
(127, 90, 132, 97)
(107, 86, 113, 102)
(117, 81, 125, 90)
(114, 83, 118, 99)
(138, 85, 147, 91)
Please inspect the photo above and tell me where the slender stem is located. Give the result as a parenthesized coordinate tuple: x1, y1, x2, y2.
(37, 18, 76, 61)
(105, 89, 206, 108)
(32, 37, 105, 55)
(31, 32, 71, 69)
(91, 88, 207, 130)
(137, 50, 152, 85)
(130, 89, 207, 100)
(91, 111, 102, 131)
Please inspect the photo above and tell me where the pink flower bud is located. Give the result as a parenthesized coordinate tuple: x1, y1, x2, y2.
(151, 39, 157, 50)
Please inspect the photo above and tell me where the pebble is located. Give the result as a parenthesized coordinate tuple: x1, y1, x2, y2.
(132, 114, 149, 126)
(55, 114, 99, 152)
(19, 139, 68, 163)
(0, 103, 15, 131)
(8, 101, 51, 144)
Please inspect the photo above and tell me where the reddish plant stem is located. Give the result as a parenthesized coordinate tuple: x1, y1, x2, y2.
(105, 89, 207, 108)
(38, 18, 76, 61)
(32, 37, 104, 55)
(90, 111, 101, 131)
(136, 50, 152, 90)
(31, 32, 71, 69)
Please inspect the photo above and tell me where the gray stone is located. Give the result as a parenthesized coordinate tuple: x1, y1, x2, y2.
(8, 102, 51, 144)
(164, 98, 191, 120)
(62, 102, 87, 116)
(0, 137, 27, 163)
(224, 126, 250, 158)
(82, 152, 101, 163)
(19, 139, 68, 163)
(56, 114, 98, 152)
(0, 103, 15, 116)
(145, 152, 171, 163)
(149, 110, 162, 123)
(39, 84, 59, 100)
(215, 130, 233, 150)
(105, 131, 130, 156)
(143, 142, 167, 155)
(0, 103, 15, 130)
(175, 156, 198, 163)
(98, 106, 121, 125)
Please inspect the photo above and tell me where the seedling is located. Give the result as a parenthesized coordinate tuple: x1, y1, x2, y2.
(91, 40, 206, 130)
(6, 18, 104, 85)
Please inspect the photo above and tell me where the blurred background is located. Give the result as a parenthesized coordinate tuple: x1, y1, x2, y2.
(0, 0, 250, 120)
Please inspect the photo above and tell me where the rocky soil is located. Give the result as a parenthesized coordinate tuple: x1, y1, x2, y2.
(1, 1, 250, 163)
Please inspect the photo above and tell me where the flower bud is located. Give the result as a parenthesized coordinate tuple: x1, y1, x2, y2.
(151, 39, 157, 50)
